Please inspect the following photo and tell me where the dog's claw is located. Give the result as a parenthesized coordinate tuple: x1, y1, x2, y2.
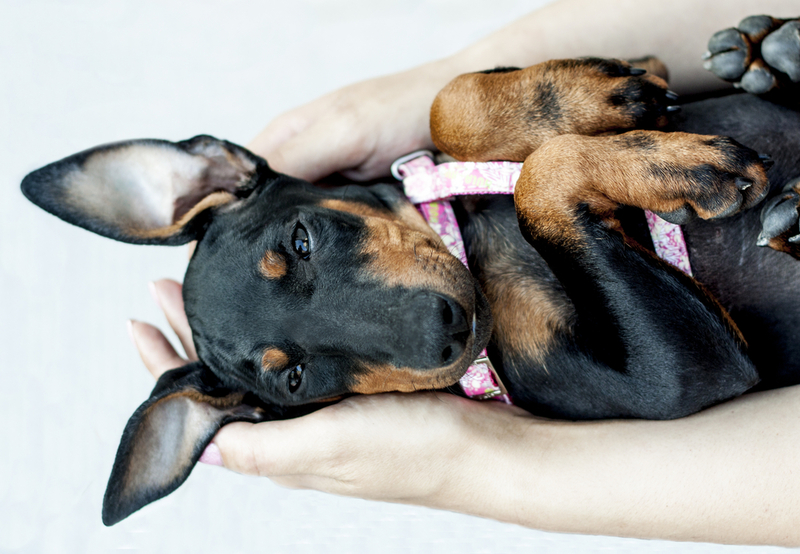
(665, 90, 679, 100)
(628, 67, 646, 75)
(666, 105, 681, 112)
(735, 177, 753, 191)
(760, 153, 775, 170)
(758, 178, 800, 256)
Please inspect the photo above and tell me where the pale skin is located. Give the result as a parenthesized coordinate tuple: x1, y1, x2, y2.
(132, 0, 800, 545)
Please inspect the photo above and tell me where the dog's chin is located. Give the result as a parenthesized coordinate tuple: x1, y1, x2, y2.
(445, 279, 494, 385)
(470, 279, 493, 358)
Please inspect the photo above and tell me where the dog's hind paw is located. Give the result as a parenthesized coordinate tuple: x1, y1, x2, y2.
(431, 57, 676, 162)
(704, 16, 800, 95)
(758, 178, 800, 259)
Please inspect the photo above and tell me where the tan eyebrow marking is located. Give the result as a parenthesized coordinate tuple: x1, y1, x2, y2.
(259, 250, 287, 279)
(320, 199, 389, 219)
(261, 348, 289, 372)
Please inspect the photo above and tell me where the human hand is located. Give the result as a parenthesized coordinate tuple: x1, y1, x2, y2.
(129, 279, 534, 508)
(248, 58, 468, 182)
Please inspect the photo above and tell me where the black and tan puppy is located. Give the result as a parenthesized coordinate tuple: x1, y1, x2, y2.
(21, 16, 800, 526)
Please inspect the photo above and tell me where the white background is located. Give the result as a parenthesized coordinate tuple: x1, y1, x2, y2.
(0, 1, 792, 552)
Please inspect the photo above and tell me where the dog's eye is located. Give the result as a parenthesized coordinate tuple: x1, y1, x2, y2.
(288, 364, 304, 393)
(292, 224, 310, 260)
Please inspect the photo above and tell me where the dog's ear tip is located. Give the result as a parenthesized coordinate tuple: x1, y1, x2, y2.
(20, 166, 49, 203)
(101, 502, 124, 527)
(101, 481, 133, 526)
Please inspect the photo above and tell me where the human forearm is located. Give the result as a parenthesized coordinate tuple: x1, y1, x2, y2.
(443, 385, 800, 545)
(446, 0, 799, 94)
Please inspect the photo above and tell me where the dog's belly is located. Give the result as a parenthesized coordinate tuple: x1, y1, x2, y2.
(685, 209, 800, 389)
(461, 94, 800, 395)
(677, 94, 800, 389)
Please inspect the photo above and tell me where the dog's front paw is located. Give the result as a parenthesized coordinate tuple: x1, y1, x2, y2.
(648, 135, 771, 224)
(431, 57, 675, 162)
(704, 16, 800, 95)
(571, 57, 677, 131)
(757, 178, 800, 258)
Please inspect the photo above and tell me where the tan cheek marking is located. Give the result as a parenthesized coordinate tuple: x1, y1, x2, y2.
(259, 250, 287, 279)
(351, 361, 466, 394)
(261, 348, 289, 372)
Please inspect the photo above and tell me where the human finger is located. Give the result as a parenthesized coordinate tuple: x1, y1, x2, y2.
(208, 392, 508, 501)
(265, 113, 377, 182)
(247, 102, 327, 164)
(149, 279, 198, 361)
(128, 320, 187, 379)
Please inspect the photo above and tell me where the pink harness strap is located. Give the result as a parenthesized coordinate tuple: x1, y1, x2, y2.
(392, 151, 693, 403)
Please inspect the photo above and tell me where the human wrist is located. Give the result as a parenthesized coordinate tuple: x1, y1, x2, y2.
(423, 399, 546, 522)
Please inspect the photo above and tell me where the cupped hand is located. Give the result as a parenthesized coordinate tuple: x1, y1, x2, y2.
(248, 59, 465, 182)
(129, 279, 532, 507)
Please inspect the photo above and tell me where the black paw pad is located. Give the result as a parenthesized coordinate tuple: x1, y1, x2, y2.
(762, 20, 800, 82)
(704, 27, 750, 80)
(705, 17, 800, 95)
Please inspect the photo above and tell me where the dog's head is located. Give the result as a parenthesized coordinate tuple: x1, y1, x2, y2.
(22, 135, 492, 524)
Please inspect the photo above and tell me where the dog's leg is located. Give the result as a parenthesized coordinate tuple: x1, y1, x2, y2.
(509, 130, 770, 419)
(704, 15, 800, 101)
(431, 58, 676, 162)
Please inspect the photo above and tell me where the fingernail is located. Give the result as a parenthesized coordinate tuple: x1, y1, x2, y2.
(199, 442, 223, 467)
(148, 281, 161, 309)
(127, 319, 137, 347)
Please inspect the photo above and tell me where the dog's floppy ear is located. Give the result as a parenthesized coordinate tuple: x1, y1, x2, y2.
(21, 135, 271, 245)
(102, 361, 267, 526)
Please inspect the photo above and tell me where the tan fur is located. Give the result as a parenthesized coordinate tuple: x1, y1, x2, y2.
(261, 347, 289, 372)
(431, 59, 668, 162)
(136, 191, 236, 239)
(513, 131, 768, 248)
(259, 250, 287, 280)
(351, 362, 465, 394)
(481, 262, 573, 364)
(628, 56, 669, 82)
(321, 199, 472, 299)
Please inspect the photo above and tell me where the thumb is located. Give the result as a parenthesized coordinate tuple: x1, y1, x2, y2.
(265, 115, 376, 182)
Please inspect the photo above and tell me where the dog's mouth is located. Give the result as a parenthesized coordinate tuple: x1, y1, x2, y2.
(469, 277, 493, 361)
